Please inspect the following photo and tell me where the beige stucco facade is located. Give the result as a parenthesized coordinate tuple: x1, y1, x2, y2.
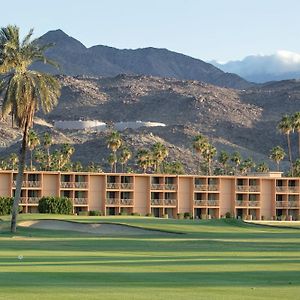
(0, 170, 299, 220)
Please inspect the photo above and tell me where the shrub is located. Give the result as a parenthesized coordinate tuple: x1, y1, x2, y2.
(78, 211, 88, 216)
(146, 213, 154, 217)
(184, 212, 191, 219)
(0, 197, 13, 215)
(177, 213, 184, 219)
(225, 212, 232, 219)
(119, 211, 128, 216)
(89, 210, 103, 216)
(38, 196, 73, 214)
(163, 214, 168, 219)
(131, 212, 140, 216)
(201, 214, 207, 220)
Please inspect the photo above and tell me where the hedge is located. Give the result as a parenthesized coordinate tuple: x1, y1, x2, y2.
(0, 197, 13, 215)
(38, 196, 73, 214)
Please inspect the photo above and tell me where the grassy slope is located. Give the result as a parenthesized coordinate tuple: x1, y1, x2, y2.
(0, 215, 299, 299)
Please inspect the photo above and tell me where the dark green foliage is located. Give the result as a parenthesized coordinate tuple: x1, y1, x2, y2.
(131, 212, 141, 216)
(38, 197, 73, 214)
(177, 213, 184, 219)
(225, 212, 232, 218)
(0, 197, 13, 215)
(88, 210, 103, 216)
(184, 212, 191, 219)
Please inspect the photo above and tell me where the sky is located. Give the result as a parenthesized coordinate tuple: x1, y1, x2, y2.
(1, 0, 300, 62)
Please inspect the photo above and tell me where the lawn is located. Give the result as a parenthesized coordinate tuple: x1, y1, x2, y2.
(0, 215, 299, 299)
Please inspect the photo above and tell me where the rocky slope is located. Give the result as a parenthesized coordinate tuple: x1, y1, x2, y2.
(1, 75, 298, 172)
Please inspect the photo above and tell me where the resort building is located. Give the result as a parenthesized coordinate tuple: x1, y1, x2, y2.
(0, 170, 299, 220)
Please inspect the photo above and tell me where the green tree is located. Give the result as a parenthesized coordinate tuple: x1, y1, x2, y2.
(0, 26, 61, 232)
(137, 149, 153, 173)
(218, 150, 229, 174)
(151, 142, 168, 173)
(119, 147, 132, 173)
(256, 162, 269, 173)
(269, 146, 286, 171)
(202, 143, 217, 175)
(108, 153, 117, 173)
(230, 151, 242, 174)
(27, 129, 40, 170)
(292, 112, 300, 158)
(42, 132, 52, 170)
(107, 131, 122, 172)
(278, 115, 294, 175)
(9, 153, 19, 170)
(293, 159, 300, 177)
(193, 134, 207, 174)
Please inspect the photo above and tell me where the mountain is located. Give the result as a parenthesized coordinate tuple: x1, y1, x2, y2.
(211, 51, 300, 83)
(32, 29, 252, 89)
(1, 75, 298, 172)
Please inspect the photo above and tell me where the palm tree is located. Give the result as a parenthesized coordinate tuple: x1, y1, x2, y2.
(108, 153, 117, 173)
(152, 142, 168, 173)
(292, 112, 300, 158)
(27, 130, 40, 170)
(9, 153, 19, 170)
(107, 131, 122, 172)
(218, 150, 229, 174)
(202, 143, 217, 175)
(256, 162, 269, 173)
(239, 158, 255, 175)
(42, 132, 52, 170)
(293, 159, 300, 177)
(119, 147, 132, 173)
(0, 25, 61, 232)
(137, 149, 153, 173)
(230, 151, 242, 174)
(193, 134, 207, 173)
(269, 146, 286, 171)
(278, 115, 294, 175)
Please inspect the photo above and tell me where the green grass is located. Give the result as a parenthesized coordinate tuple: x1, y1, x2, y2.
(0, 215, 300, 299)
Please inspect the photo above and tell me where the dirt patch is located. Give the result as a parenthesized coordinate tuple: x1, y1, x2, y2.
(19, 220, 173, 236)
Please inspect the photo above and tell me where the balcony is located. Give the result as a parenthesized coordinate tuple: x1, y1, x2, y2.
(151, 199, 163, 206)
(150, 199, 176, 206)
(27, 197, 40, 204)
(12, 180, 27, 187)
(106, 198, 119, 205)
(207, 200, 219, 206)
(288, 186, 298, 193)
(20, 197, 27, 204)
(164, 199, 176, 206)
(248, 201, 260, 207)
(120, 183, 134, 190)
(120, 199, 133, 206)
(194, 184, 208, 191)
(275, 201, 288, 208)
(164, 184, 176, 191)
(106, 183, 120, 189)
(249, 186, 259, 192)
(74, 198, 88, 205)
(236, 185, 249, 192)
(208, 185, 218, 191)
(276, 186, 287, 193)
(74, 182, 88, 189)
(194, 200, 207, 206)
(60, 181, 75, 188)
(235, 200, 248, 207)
(288, 201, 299, 208)
(150, 183, 165, 190)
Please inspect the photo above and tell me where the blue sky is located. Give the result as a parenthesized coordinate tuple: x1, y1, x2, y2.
(1, 0, 299, 62)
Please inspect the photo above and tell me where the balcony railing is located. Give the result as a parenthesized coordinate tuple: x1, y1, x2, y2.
(20, 197, 27, 204)
(276, 186, 287, 193)
(120, 183, 134, 189)
(106, 183, 120, 189)
(151, 183, 165, 190)
(288, 186, 298, 193)
(74, 198, 88, 205)
(164, 184, 176, 191)
(207, 200, 219, 206)
(288, 201, 299, 208)
(164, 199, 176, 206)
(60, 182, 75, 188)
(106, 198, 119, 205)
(235, 200, 248, 207)
(275, 201, 288, 208)
(194, 184, 207, 191)
(120, 199, 133, 206)
(236, 185, 249, 192)
(208, 185, 218, 191)
(194, 200, 207, 206)
(27, 197, 40, 204)
(12, 180, 30, 187)
(74, 182, 88, 189)
(248, 201, 260, 207)
(249, 186, 260, 192)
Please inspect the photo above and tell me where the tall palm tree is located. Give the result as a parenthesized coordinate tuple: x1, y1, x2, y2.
(137, 149, 153, 173)
(218, 150, 229, 174)
(42, 132, 52, 170)
(278, 115, 294, 175)
(119, 147, 132, 173)
(27, 129, 40, 170)
(193, 134, 207, 174)
(9, 153, 19, 170)
(152, 142, 168, 173)
(269, 146, 286, 171)
(108, 153, 117, 173)
(0, 25, 61, 232)
(256, 162, 269, 173)
(107, 131, 122, 172)
(292, 112, 300, 158)
(202, 143, 217, 175)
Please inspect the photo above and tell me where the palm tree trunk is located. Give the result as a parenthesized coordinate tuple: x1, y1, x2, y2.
(298, 131, 300, 158)
(11, 124, 29, 233)
(287, 134, 293, 176)
(47, 148, 50, 170)
(277, 161, 280, 172)
(30, 150, 33, 170)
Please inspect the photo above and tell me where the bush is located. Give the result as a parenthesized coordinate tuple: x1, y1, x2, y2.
(177, 213, 184, 220)
(89, 210, 103, 216)
(119, 211, 128, 216)
(225, 212, 232, 219)
(184, 212, 191, 219)
(131, 212, 140, 216)
(78, 211, 88, 216)
(163, 214, 168, 219)
(146, 213, 154, 217)
(38, 196, 73, 214)
(0, 197, 13, 215)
